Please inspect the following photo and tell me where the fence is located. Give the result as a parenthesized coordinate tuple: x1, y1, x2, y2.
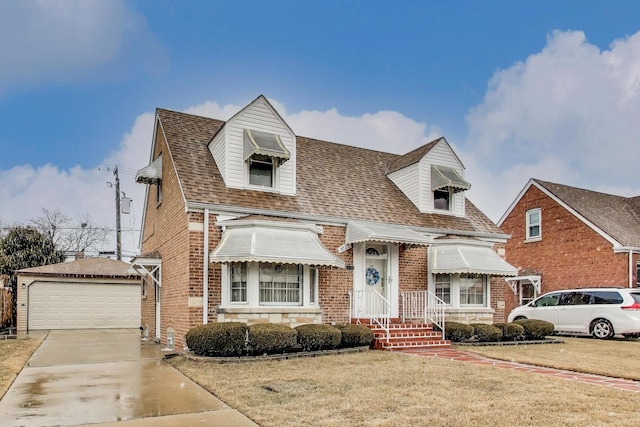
(1, 286, 13, 329)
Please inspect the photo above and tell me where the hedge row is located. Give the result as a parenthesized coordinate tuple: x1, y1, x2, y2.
(444, 319, 554, 343)
(185, 322, 374, 357)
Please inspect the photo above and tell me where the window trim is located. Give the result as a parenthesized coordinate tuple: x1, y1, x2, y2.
(434, 274, 451, 305)
(221, 262, 316, 308)
(434, 188, 452, 211)
(525, 208, 541, 241)
(459, 274, 486, 307)
(246, 154, 280, 190)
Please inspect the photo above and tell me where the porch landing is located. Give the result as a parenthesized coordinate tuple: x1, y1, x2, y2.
(352, 319, 451, 351)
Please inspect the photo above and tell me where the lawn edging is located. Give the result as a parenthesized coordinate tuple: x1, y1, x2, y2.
(176, 345, 370, 364)
(454, 337, 564, 347)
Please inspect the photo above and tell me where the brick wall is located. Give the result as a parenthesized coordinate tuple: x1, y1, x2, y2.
(139, 127, 190, 348)
(317, 225, 353, 325)
(501, 185, 632, 316)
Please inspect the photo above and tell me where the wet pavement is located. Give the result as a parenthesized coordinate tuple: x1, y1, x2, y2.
(0, 329, 259, 427)
(399, 347, 640, 393)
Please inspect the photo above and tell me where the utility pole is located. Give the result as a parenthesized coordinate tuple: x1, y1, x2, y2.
(114, 166, 122, 261)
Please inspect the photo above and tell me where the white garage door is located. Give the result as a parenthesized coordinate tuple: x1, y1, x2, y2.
(28, 281, 141, 330)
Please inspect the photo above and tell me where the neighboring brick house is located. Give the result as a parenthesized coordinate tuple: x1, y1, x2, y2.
(132, 95, 517, 349)
(498, 178, 640, 317)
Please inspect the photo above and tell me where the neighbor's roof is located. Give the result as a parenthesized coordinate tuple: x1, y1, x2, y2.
(156, 108, 504, 236)
(534, 179, 640, 247)
(17, 258, 139, 279)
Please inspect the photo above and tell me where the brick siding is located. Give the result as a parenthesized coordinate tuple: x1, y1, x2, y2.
(501, 185, 635, 317)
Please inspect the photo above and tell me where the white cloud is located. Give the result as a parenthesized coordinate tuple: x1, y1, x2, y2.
(0, 0, 161, 91)
(465, 29, 640, 221)
(0, 113, 155, 258)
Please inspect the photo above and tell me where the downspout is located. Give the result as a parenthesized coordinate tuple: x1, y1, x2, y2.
(203, 209, 210, 324)
(629, 249, 634, 288)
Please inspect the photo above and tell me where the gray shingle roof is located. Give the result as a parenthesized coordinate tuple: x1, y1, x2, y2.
(17, 258, 139, 279)
(534, 179, 640, 247)
(157, 109, 505, 236)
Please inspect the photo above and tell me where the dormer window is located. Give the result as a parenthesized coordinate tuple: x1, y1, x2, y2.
(243, 129, 290, 190)
(434, 189, 451, 210)
(249, 155, 274, 187)
(431, 165, 470, 212)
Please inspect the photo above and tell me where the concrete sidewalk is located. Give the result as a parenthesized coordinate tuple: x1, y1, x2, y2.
(0, 329, 259, 427)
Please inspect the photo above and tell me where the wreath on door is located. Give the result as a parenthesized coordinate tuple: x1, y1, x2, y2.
(366, 267, 381, 285)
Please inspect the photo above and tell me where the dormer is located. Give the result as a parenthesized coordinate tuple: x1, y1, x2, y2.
(208, 95, 296, 195)
(387, 137, 470, 216)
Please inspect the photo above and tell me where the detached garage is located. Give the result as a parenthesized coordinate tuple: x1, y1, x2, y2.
(16, 258, 141, 332)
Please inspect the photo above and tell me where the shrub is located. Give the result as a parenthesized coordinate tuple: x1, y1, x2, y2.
(444, 321, 474, 342)
(186, 322, 247, 357)
(247, 323, 297, 355)
(295, 324, 341, 351)
(494, 322, 525, 341)
(514, 319, 554, 340)
(335, 324, 374, 348)
(470, 323, 503, 342)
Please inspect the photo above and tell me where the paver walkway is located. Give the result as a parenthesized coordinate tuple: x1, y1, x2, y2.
(399, 347, 640, 393)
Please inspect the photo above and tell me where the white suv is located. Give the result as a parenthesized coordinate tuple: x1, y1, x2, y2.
(507, 288, 640, 339)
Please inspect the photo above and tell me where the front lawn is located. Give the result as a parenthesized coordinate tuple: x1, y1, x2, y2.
(169, 350, 640, 427)
(460, 336, 640, 381)
(0, 338, 43, 398)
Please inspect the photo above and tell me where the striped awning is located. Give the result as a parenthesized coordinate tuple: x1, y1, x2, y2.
(243, 129, 290, 163)
(345, 221, 432, 246)
(135, 155, 162, 184)
(430, 242, 517, 276)
(210, 220, 344, 268)
(431, 165, 471, 193)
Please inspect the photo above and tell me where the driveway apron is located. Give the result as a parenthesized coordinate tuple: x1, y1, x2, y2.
(0, 329, 258, 427)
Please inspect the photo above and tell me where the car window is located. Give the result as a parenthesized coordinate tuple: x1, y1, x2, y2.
(629, 292, 640, 304)
(532, 293, 561, 307)
(560, 291, 592, 305)
(592, 291, 623, 304)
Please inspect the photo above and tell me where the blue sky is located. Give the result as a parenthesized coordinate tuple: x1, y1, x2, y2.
(2, 1, 640, 256)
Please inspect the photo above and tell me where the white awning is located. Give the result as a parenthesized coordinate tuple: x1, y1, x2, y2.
(430, 241, 517, 276)
(345, 221, 432, 246)
(210, 220, 344, 268)
(243, 129, 290, 163)
(431, 164, 471, 193)
(135, 155, 162, 184)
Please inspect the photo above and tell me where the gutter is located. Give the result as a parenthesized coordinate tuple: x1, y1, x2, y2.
(185, 201, 511, 242)
(203, 208, 210, 324)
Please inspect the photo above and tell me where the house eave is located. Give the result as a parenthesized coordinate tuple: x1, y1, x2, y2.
(185, 201, 511, 242)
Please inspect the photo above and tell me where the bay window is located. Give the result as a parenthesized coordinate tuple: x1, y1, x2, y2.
(459, 274, 485, 306)
(435, 274, 451, 304)
(223, 262, 317, 307)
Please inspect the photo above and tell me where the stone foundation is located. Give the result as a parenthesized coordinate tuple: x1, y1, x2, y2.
(216, 307, 323, 325)
(445, 308, 495, 324)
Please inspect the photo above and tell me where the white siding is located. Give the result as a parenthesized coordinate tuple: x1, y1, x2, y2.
(420, 140, 466, 216)
(387, 163, 420, 210)
(208, 128, 226, 180)
(223, 98, 296, 195)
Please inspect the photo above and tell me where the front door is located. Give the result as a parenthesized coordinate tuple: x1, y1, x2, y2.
(365, 244, 388, 314)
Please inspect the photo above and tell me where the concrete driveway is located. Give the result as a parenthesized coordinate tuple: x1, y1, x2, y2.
(0, 329, 258, 427)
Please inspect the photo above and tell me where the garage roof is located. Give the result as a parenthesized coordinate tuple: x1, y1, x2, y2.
(17, 258, 139, 279)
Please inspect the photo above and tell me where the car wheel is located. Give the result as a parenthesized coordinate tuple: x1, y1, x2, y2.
(590, 319, 614, 339)
(513, 316, 527, 321)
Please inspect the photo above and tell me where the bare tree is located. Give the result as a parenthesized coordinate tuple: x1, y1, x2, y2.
(30, 208, 70, 247)
(31, 209, 110, 254)
(59, 214, 109, 253)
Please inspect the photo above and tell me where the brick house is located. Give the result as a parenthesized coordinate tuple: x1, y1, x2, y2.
(498, 178, 640, 317)
(132, 95, 517, 350)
